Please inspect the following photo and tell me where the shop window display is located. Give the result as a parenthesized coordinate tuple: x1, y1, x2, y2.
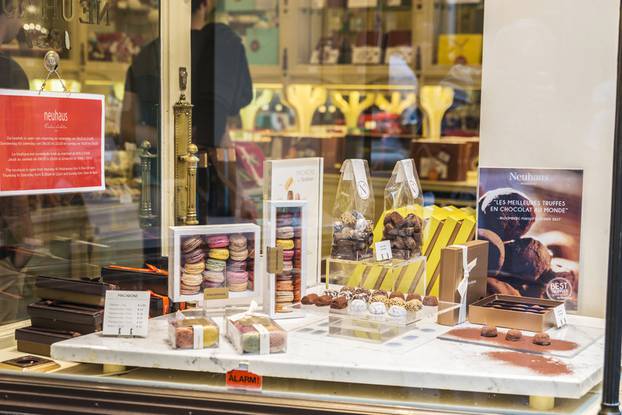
(0, 1, 619, 414)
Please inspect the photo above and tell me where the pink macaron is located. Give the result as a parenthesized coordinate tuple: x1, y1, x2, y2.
(206, 234, 230, 249)
(282, 249, 294, 261)
(227, 270, 248, 285)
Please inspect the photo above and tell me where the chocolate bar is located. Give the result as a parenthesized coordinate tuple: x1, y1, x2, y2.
(35, 276, 118, 307)
(28, 300, 103, 334)
(15, 326, 80, 357)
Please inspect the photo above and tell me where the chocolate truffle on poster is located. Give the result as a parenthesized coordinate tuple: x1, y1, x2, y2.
(477, 229, 505, 277)
(501, 238, 551, 282)
(478, 188, 536, 242)
(487, 277, 521, 296)
(505, 329, 522, 342)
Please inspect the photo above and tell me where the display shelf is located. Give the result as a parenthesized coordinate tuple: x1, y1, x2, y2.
(289, 64, 420, 85)
(51, 314, 604, 401)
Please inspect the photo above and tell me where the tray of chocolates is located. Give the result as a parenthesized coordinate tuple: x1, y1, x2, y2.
(469, 294, 565, 333)
(301, 287, 458, 343)
(439, 323, 603, 358)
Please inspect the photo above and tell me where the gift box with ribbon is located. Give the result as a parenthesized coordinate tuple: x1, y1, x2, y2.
(438, 240, 489, 326)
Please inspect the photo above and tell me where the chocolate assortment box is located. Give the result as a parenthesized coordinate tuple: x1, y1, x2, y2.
(28, 300, 104, 334)
(168, 224, 261, 306)
(19, 276, 118, 356)
(468, 294, 564, 332)
(35, 276, 118, 307)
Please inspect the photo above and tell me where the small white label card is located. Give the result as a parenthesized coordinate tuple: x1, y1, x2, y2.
(375, 240, 393, 261)
(553, 304, 567, 328)
(103, 290, 150, 337)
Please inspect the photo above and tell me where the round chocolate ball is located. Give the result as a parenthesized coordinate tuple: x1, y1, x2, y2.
(505, 329, 522, 342)
(533, 332, 551, 346)
(481, 325, 498, 338)
(501, 238, 552, 282)
(478, 188, 536, 241)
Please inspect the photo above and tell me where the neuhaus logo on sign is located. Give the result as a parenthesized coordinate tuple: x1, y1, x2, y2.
(508, 171, 550, 184)
(43, 110, 69, 129)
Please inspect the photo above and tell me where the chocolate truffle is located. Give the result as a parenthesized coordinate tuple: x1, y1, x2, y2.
(330, 296, 348, 310)
(373, 290, 388, 297)
(478, 188, 536, 241)
(340, 286, 355, 293)
(481, 325, 498, 338)
(533, 332, 551, 346)
(501, 238, 552, 281)
(422, 296, 439, 306)
(406, 293, 422, 301)
(315, 295, 332, 306)
(301, 293, 318, 305)
(477, 228, 506, 277)
(505, 329, 522, 342)
(389, 291, 405, 300)
(388, 297, 406, 307)
(405, 299, 423, 312)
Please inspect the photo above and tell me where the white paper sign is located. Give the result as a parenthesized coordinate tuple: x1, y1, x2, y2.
(553, 304, 567, 328)
(375, 240, 393, 261)
(103, 290, 150, 337)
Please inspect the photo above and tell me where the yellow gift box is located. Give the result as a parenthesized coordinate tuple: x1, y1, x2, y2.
(437, 34, 483, 66)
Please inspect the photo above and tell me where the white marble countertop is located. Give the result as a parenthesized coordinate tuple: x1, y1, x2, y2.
(51, 313, 605, 400)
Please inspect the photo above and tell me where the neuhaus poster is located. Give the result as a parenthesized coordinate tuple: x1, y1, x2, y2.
(477, 167, 583, 310)
(0, 89, 105, 196)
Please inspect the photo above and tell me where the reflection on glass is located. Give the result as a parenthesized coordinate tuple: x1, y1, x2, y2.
(0, 0, 160, 324)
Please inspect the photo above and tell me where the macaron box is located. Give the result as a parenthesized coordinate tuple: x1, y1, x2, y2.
(169, 224, 262, 306)
(263, 200, 309, 319)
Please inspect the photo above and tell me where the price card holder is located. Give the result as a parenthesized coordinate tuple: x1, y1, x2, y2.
(102, 291, 150, 337)
(553, 304, 567, 328)
(375, 240, 393, 262)
(226, 362, 263, 392)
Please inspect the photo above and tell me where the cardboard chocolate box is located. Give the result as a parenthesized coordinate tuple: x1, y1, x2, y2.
(468, 294, 564, 332)
(438, 240, 489, 326)
(411, 137, 479, 181)
(28, 300, 103, 334)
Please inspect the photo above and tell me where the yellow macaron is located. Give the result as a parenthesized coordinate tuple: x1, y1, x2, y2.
(276, 239, 294, 250)
(208, 248, 230, 261)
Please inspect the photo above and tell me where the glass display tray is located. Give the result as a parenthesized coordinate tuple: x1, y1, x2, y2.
(327, 301, 459, 343)
(439, 323, 604, 358)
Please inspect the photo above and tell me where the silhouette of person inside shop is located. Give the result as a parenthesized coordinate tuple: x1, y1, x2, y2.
(0, 6, 34, 323)
(122, 0, 252, 224)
